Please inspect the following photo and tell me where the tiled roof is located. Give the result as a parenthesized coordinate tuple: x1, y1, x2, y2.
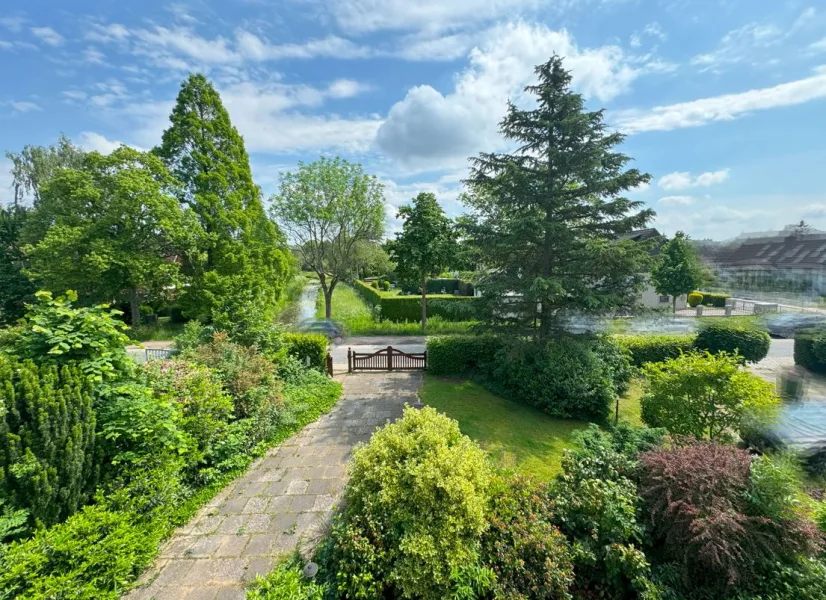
(617, 228, 661, 243)
(718, 234, 826, 269)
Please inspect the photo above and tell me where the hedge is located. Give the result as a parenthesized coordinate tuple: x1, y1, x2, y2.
(426, 335, 504, 376)
(283, 333, 328, 371)
(425, 278, 475, 296)
(353, 280, 479, 322)
(794, 326, 826, 374)
(614, 334, 697, 368)
(695, 291, 730, 308)
(353, 279, 382, 307)
(693, 319, 770, 363)
(687, 292, 703, 308)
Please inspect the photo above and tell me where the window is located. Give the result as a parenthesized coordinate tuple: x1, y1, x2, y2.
(659, 295, 670, 303)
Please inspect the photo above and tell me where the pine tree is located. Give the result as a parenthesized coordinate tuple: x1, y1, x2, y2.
(0, 356, 96, 527)
(154, 74, 292, 322)
(464, 56, 654, 335)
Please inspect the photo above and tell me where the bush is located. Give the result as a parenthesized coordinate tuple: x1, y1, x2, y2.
(639, 441, 821, 594)
(0, 356, 97, 527)
(283, 333, 327, 372)
(380, 279, 391, 291)
(371, 280, 379, 289)
(169, 304, 188, 324)
(591, 336, 633, 397)
(426, 335, 504, 376)
(697, 291, 729, 307)
(248, 554, 328, 600)
(641, 351, 777, 441)
(327, 406, 493, 599)
(482, 475, 574, 600)
(794, 325, 826, 374)
(380, 295, 478, 322)
(687, 292, 703, 307)
(614, 334, 697, 368)
(694, 319, 770, 363)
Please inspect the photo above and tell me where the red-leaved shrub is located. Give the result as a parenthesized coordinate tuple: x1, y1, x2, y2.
(639, 440, 821, 592)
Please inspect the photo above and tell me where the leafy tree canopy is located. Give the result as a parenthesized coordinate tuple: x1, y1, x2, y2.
(651, 231, 704, 312)
(4, 134, 85, 206)
(0, 206, 35, 325)
(463, 55, 654, 335)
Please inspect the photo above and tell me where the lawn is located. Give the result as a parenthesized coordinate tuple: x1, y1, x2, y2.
(420, 375, 644, 479)
(129, 316, 185, 342)
(318, 283, 476, 336)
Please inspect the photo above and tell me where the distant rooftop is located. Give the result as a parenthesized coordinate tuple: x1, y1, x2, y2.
(718, 232, 826, 269)
(617, 228, 661, 243)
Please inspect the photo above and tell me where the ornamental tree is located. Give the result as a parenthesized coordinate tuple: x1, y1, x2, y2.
(463, 56, 653, 336)
(651, 231, 704, 313)
(271, 157, 385, 319)
(389, 192, 456, 329)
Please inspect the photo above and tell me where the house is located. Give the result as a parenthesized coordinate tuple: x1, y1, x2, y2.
(619, 228, 688, 310)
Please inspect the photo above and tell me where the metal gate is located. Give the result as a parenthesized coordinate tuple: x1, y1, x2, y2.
(348, 346, 427, 372)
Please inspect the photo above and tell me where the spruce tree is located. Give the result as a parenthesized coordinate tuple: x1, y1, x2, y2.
(155, 74, 292, 322)
(464, 56, 654, 335)
(0, 356, 96, 527)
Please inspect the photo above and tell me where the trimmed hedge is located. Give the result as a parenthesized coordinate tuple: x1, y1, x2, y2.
(426, 335, 503, 376)
(425, 278, 475, 296)
(693, 319, 770, 363)
(687, 292, 703, 308)
(794, 326, 826, 374)
(352, 279, 382, 307)
(614, 334, 697, 367)
(695, 291, 729, 307)
(353, 280, 478, 322)
(283, 333, 328, 371)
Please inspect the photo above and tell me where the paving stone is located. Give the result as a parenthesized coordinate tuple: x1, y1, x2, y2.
(289, 494, 317, 512)
(245, 513, 272, 533)
(216, 534, 250, 557)
(242, 496, 269, 514)
(185, 586, 219, 600)
(217, 514, 249, 534)
(242, 534, 274, 557)
(285, 479, 309, 495)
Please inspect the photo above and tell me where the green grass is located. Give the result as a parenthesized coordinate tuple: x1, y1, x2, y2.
(318, 283, 476, 336)
(129, 317, 185, 342)
(419, 375, 645, 480)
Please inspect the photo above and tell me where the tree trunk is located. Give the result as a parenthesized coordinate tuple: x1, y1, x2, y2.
(420, 274, 427, 331)
(672, 295, 677, 314)
(324, 287, 333, 319)
(129, 288, 141, 327)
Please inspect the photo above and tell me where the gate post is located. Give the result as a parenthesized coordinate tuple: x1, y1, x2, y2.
(387, 346, 393, 371)
(423, 350, 427, 371)
(326, 353, 333, 377)
(347, 348, 352, 373)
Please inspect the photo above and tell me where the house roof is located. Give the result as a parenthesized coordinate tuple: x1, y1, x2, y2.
(718, 234, 826, 269)
(617, 228, 661, 243)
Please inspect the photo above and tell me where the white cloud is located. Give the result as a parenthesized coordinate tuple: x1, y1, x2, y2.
(0, 17, 26, 33)
(31, 26, 64, 46)
(62, 90, 88, 101)
(78, 132, 129, 154)
(0, 158, 16, 206)
(617, 72, 826, 134)
(85, 23, 130, 43)
(812, 37, 826, 52)
(377, 21, 662, 168)
(394, 32, 475, 61)
(327, 79, 372, 98)
(658, 168, 729, 190)
(235, 31, 371, 60)
(0, 40, 13, 50)
(802, 203, 826, 219)
(692, 23, 782, 71)
(5, 100, 41, 113)
(83, 48, 106, 65)
(659, 195, 694, 205)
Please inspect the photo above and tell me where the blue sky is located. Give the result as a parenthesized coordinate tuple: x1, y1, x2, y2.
(1, 0, 825, 240)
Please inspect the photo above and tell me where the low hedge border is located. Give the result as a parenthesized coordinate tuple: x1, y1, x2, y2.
(693, 319, 770, 364)
(613, 334, 696, 368)
(694, 291, 730, 308)
(794, 326, 826, 374)
(353, 280, 479, 322)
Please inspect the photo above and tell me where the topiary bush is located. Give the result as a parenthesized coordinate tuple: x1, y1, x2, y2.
(641, 351, 777, 442)
(327, 406, 493, 599)
(482, 475, 574, 600)
(694, 319, 770, 363)
(426, 334, 503, 376)
(380, 279, 391, 291)
(614, 334, 697, 367)
(687, 292, 703, 307)
(794, 325, 826, 374)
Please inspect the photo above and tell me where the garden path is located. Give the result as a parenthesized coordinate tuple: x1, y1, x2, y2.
(127, 371, 422, 600)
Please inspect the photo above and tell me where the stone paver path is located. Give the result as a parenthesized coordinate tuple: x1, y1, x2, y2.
(127, 371, 422, 600)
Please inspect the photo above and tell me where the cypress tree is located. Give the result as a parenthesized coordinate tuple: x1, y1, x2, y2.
(0, 356, 96, 527)
(154, 74, 292, 322)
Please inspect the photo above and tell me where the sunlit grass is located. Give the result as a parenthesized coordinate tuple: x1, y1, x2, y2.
(129, 317, 185, 342)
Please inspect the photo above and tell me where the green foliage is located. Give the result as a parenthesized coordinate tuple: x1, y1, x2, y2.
(687, 292, 703, 307)
(696, 291, 729, 307)
(693, 320, 771, 363)
(0, 206, 35, 325)
(247, 555, 328, 600)
(353, 278, 382, 307)
(11, 290, 133, 383)
(641, 351, 777, 441)
(0, 356, 96, 527)
(794, 325, 826, 374)
(155, 73, 292, 323)
(614, 334, 697, 368)
(24, 147, 200, 326)
(744, 454, 807, 523)
(425, 278, 473, 295)
(388, 192, 457, 328)
(0, 498, 28, 545)
(463, 56, 653, 335)
(353, 279, 478, 322)
(651, 231, 704, 311)
(283, 333, 327, 371)
(380, 279, 390, 291)
(272, 156, 385, 319)
(5, 134, 85, 205)
(328, 406, 493, 599)
(482, 475, 574, 600)
(426, 335, 503, 376)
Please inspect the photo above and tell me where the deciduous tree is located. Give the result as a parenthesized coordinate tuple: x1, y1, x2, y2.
(464, 56, 653, 336)
(651, 230, 703, 313)
(5, 134, 85, 206)
(271, 157, 385, 319)
(0, 206, 35, 324)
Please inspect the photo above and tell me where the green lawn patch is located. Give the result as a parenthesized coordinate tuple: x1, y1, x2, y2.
(420, 375, 644, 479)
(129, 316, 185, 342)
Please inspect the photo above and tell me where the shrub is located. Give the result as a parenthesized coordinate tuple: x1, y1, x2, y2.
(283, 333, 327, 372)
(169, 304, 188, 324)
(697, 291, 729, 307)
(492, 337, 617, 421)
(371, 280, 379, 289)
(482, 475, 574, 600)
(794, 325, 826, 374)
(327, 406, 493, 599)
(639, 441, 821, 593)
(591, 336, 633, 397)
(426, 335, 503, 376)
(380, 279, 391, 291)
(248, 554, 328, 600)
(353, 279, 383, 307)
(694, 319, 770, 363)
(380, 295, 478, 322)
(687, 292, 703, 307)
(0, 356, 96, 527)
(614, 334, 696, 368)
(640, 351, 777, 441)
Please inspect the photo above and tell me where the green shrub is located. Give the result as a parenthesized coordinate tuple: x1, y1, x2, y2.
(641, 351, 777, 441)
(380, 279, 390, 291)
(614, 334, 696, 367)
(694, 319, 770, 363)
(794, 325, 826, 374)
(591, 336, 633, 397)
(687, 292, 703, 307)
(247, 554, 328, 599)
(696, 291, 729, 307)
(283, 333, 327, 371)
(327, 406, 493, 599)
(482, 475, 574, 600)
(380, 295, 478, 322)
(371, 280, 379, 289)
(426, 335, 503, 376)
(0, 356, 97, 527)
(168, 304, 188, 324)
(492, 337, 617, 421)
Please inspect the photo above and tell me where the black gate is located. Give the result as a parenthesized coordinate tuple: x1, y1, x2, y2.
(348, 346, 427, 372)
